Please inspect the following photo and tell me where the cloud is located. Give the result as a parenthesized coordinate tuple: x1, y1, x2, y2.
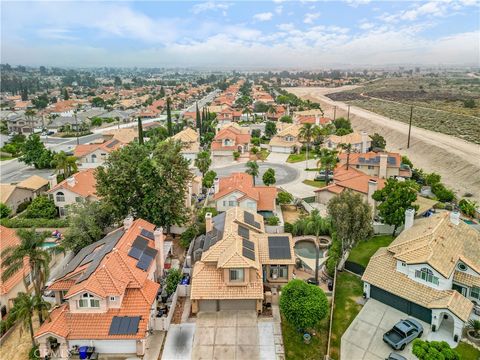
(345, 0, 371, 7)
(275, 6, 283, 15)
(304, 12, 320, 24)
(191, 1, 230, 14)
(37, 28, 77, 41)
(253, 12, 273, 21)
(358, 21, 375, 30)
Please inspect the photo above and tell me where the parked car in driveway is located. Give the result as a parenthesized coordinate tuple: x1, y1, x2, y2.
(315, 170, 333, 181)
(386, 353, 407, 360)
(383, 318, 423, 350)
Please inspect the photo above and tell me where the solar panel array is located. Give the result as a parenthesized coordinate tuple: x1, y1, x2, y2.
(243, 238, 254, 251)
(241, 237, 256, 261)
(106, 139, 120, 148)
(202, 228, 223, 251)
(238, 225, 250, 239)
(244, 211, 261, 229)
(387, 156, 397, 165)
(140, 229, 155, 241)
(267, 236, 291, 260)
(108, 316, 141, 335)
(127, 234, 158, 272)
(243, 247, 255, 261)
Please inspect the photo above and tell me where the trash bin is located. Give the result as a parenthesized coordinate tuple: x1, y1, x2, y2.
(79, 346, 88, 359)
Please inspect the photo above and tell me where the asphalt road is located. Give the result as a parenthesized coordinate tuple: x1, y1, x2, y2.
(183, 89, 221, 113)
(212, 162, 299, 186)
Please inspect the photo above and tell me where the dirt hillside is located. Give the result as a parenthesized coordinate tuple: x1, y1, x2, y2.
(287, 87, 480, 203)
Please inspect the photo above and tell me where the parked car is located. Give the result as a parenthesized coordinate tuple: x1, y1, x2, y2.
(383, 318, 423, 350)
(315, 170, 333, 181)
(386, 353, 407, 360)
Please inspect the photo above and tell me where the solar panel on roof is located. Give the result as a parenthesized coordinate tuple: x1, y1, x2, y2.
(127, 247, 143, 260)
(238, 226, 250, 239)
(109, 317, 122, 335)
(140, 229, 155, 241)
(136, 258, 151, 271)
(243, 238, 254, 251)
(132, 236, 148, 250)
(268, 236, 291, 260)
(109, 316, 141, 335)
(243, 247, 255, 261)
(106, 139, 120, 148)
(143, 246, 158, 258)
(244, 211, 261, 229)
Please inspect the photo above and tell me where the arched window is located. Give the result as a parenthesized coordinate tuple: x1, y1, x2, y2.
(56, 191, 65, 202)
(91, 154, 97, 163)
(415, 267, 439, 285)
(78, 292, 100, 308)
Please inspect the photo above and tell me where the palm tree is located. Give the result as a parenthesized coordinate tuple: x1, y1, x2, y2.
(340, 143, 353, 170)
(194, 151, 212, 178)
(299, 123, 319, 170)
(9, 293, 51, 347)
(246, 160, 259, 185)
(304, 210, 330, 284)
(1, 229, 51, 323)
(25, 109, 36, 133)
(242, 107, 252, 122)
(265, 104, 276, 120)
(467, 319, 480, 338)
(317, 149, 338, 186)
(52, 151, 78, 179)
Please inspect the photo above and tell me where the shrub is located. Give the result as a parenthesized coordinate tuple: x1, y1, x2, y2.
(233, 151, 240, 160)
(277, 191, 294, 205)
(463, 99, 476, 108)
(432, 183, 455, 202)
(251, 146, 259, 155)
(412, 339, 459, 360)
(0, 217, 69, 228)
(16, 200, 31, 214)
(0, 203, 11, 218)
(251, 137, 261, 146)
(284, 222, 293, 233)
(24, 196, 57, 219)
(180, 224, 198, 248)
(202, 170, 217, 189)
(459, 199, 477, 217)
(266, 216, 280, 226)
(29, 345, 39, 360)
(165, 268, 182, 295)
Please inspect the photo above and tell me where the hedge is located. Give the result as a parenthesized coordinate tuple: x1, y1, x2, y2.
(0, 217, 69, 228)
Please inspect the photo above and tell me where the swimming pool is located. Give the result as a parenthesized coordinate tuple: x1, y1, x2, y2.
(294, 240, 324, 259)
(462, 219, 475, 225)
(41, 242, 58, 249)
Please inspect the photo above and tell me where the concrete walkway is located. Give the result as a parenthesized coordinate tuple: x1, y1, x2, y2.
(144, 331, 166, 360)
(162, 323, 196, 360)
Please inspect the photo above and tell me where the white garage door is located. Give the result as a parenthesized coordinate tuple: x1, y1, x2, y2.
(219, 300, 256, 311)
(271, 146, 291, 154)
(199, 300, 218, 312)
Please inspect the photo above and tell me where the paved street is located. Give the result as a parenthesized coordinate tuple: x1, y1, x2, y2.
(184, 89, 220, 113)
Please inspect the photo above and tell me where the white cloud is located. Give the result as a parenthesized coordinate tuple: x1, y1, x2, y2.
(253, 12, 273, 21)
(275, 6, 283, 15)
(304, 12, 320, 24)
(191, 2, 230, 14)
(37, 28, 77, 41)
(358, 21, 375, 30)
(345, 0, 371, 8)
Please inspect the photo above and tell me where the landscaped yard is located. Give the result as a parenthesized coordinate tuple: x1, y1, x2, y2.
(302, 179, 326, 188)
(281, 204, 306, 223)
(330, 272, 364, 360)
(257, 149, 270, 161)
(287, 152, 316, 163)
(455, 341, 480, 359)
(282, 314, 329, 360)
(347, 235, 394, 267)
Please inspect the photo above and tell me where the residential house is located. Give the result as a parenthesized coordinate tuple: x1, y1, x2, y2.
(268, 124, 302, 154)
(325, 131, 371, 153)
(74, 139, 124, 168)
(339, 151, 412, 179)
(1, 184, 35, 214)
(295, 114, 332, 127)
(0, 226, 32, 316)
(35, 217, 171, 359)
(190, 207, 295, 313)
(170, 127, 200, 163)
(213, 173, 277, 214)
(16, 175, 49, 198)
(102, 128, 138, 144)
(362, 211, 479, 343)
(47, 169, 98, 217)
(216, 107, 242, 128)
(211, 124, 251, 158)
(2, 111, 42, 134)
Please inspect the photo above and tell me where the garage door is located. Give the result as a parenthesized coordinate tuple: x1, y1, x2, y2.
(370, 286, 432, 323)
(271, 146, 291, 154)
(199, 300, 218, 312)
(219, 300, 256, 311)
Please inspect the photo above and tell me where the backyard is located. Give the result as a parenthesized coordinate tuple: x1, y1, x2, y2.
(347, 235, 394, 268)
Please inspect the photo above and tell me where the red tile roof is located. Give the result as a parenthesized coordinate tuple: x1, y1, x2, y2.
(73, 138, 123, 158)
(48, 168, 97, 199)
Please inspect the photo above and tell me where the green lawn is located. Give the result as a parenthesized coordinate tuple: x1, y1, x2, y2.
(456, 341, 480, 359)
(287, 152, 316, 163)
(347, 235, 394, 268)
(282, 313, 329, 360)
(330, 272, 364, 360)
(0, 155, 14, 161)
(257, 149, 270, 161)
(302, 179, 326, 188)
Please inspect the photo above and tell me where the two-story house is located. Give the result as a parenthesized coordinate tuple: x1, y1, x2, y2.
(213, 173, 277, 214)
(190, 208, 295, 314)
(211, 124, 251, 159)
(325, 131, 371, 153)
(47, 169, 98, 217)
(339, 151, 412, 179)
(268, 124, 302, 154)
(73, 138, 124, 169)
(35, 217, 171, 359)
(170, 127, 200, 164)
(362, 210, 479, 343)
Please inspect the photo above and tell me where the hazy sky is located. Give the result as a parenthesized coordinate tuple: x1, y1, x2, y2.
(1, 0, 479, 68)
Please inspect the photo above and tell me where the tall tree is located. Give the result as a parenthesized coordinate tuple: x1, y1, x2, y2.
(246, 160, 259, 185)
(138, 117, 144, 145)
(328, 190, 372, 254)
(370, 133, 386, 151)
(25, 109, 36, 132)
(195, 102, 201, 134)
(299, 123, 319, 169)
(316, 149, 338, 185)
(1, 229, 51, 323)
(265, 121, 277, 138)
(20, 134, 54, 169)
(372, 179, 419, 236)
(52, 151, 77, 178)
(262, 168, 276, 186)
(303, 210, 330, 283)
(340, 143, 353, 170)
(166, 97, 173, 136)
(195, 151, 212, 177)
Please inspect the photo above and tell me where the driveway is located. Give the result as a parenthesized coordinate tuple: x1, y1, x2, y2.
(341, 299, 431, 360)
(212, 162, 299, 186)
(162, 323, 196, 360)
(191, 311, 279, 360)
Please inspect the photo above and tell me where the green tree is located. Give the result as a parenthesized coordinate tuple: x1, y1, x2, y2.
(242, 107, 252, 122)
(138, 117, 144, 145)
(202, 170, 217, 189)
(63, 88, 69, 100)
(279, 280, 328, 330)
(279, 115, 293, 123)
(20, 135, 54, 169)
(303, 210, 330, 283)
(1, 229, 51, 323)
(316, 149, 338, 185)
(299, 123, 319, 169)
(195, 151, 212, 177)
(340, 143, 353, 170)
(328, 190, 372, 254)
(62, 201, 115, 252)
(24, 196, 57, 219)
(463, 99, 476, 108)
(262, 168, 276, 186)
(246, 160, 259, 185)
(165, 268, 182, 295)
(166, 97, 173, 136)
(369, 133, 386, 150)
(25, 109, 37, 132)
(0, 203, 11, 218)
(459, 199, 477, 217)
(91, 97, 105, 108)
(277, 191, 294, 205)
(333, 117, 352, 133)
(52, 151, 77, 178)
(265, 121, 277, 138)
(372, 179, 418, 236)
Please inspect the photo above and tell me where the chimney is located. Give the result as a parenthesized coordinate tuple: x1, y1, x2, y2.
(361, 131, 369, 153)
(48, 174, 57, 189)
(315, 114, 320, 126)
(404, 208, 415, 230)
(214, 178, 220, 194)
(450, 210, 460, 225)
(205, 212, 213, 233)
(367, 179, 377, 210)
(66, 176, 76, 187)
(154, 227, 165, 278)
(123, 215, 134, 230)
(379, 153, 388, 179)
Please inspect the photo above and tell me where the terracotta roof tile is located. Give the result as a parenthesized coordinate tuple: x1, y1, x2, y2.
(48, 169, 97, 199)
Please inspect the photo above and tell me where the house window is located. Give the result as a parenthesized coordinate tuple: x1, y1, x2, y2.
(24, 274, 32, 287)
(415, 268, 439, 286)
(91, 154, 97, 163)
(457, 262, 467, 271)
(401, 262, 406, 267)
(356, 165, 360, 169)
(368, 165, 374, 170)
(110, 296, 117, 302)
(56, 192, 65, 202)
(471, 286, 480, 300)
(229, 269, 245, 282)
(228, 196, 237, 207)
(78, 293, 100, 308)
(285, 136, 293, 142)
(270, 265, 288, 279)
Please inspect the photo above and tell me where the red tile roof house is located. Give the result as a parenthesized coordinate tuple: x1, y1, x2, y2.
(0, 226, 32, 316)
(47, 169, 98, 217)
(211, 124, 251, 159)
(73, 138, 124, 169)
(35, 217, 170, 359)
(213, 173, 277, 214)
(339, 151, 412, 179)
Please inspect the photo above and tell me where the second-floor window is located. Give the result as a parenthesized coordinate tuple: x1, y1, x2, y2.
(285, 136, 293, 142)
(78, 292, 100, 308)
(415, 268, 439, 286)
(228, 196, 237, 207)
(471, 286, 480, 300)
(56, 192, 65, 202)
(229, 268, 244, 282)
(270, 265, 288, 279)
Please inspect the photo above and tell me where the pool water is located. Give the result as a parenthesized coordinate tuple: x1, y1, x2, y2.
(294, 241, 323, 259)
(41, 242, 58, 249)
(462, 219, 475, 225)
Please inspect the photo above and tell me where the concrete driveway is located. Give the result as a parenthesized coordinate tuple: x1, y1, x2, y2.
(341, 299, 430, 360)
(191, 311, 278, 360)
(162, 323, 196, 360)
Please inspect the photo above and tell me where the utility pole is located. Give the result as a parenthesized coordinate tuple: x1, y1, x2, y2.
(347, 105, 350, 121)
(333, 106, 337, 121)
(407, 106, 413, 149)
(74, 110, 79, 145)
